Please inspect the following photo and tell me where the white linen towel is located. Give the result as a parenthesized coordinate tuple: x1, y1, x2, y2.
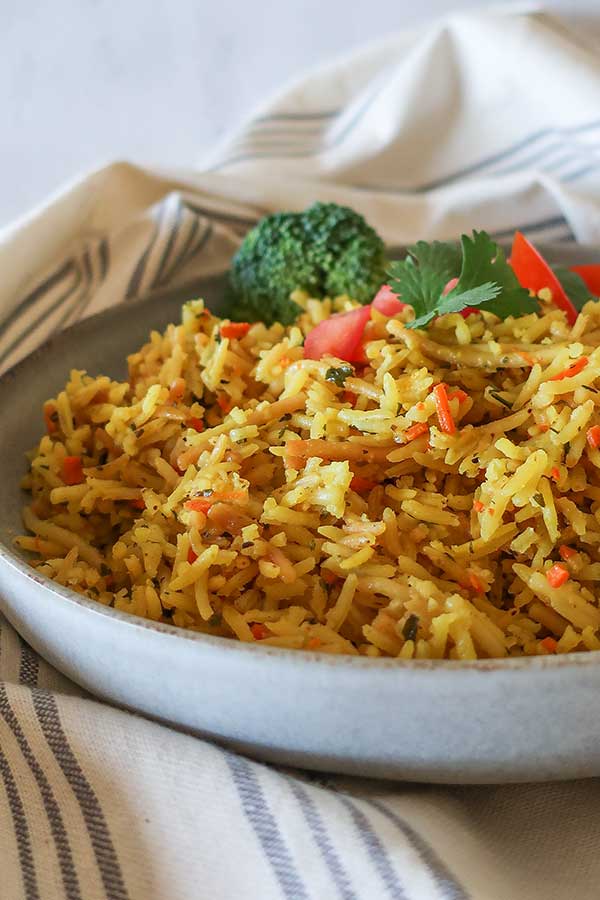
(2, 9, 600, 899)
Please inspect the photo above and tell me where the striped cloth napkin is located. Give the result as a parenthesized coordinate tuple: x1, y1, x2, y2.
(2, 8, 600, 899)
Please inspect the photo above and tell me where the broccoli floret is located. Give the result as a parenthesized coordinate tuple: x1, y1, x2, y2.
(226, 202, 387, 326)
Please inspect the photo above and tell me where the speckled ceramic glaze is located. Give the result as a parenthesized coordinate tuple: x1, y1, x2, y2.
(3, 249, 600, 784)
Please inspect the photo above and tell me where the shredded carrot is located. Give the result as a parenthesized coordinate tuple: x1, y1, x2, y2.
(540, 636, 558, 653)
(516, 351, 536, 366)
(548, 356, 589, 382)
(169, 377, 186, 402)
(306, 637, 322, 650)
(187, 548, 198, 564)
(537, 423, 550, 433)
(250, 623, 269, 641)
(62, 456, 84, 485)
(321, 570, 339, 585)
(587, 425, 600, 449)
(188, 417, 204, 433)
(220, 321, 250, 340)
(217, 394, 233, 414)
(343, 391, 358, 406)
(279, 356, 291, 368)
(559, 545, 576, 561)
(473, 499, 485, 513)
(447, 388, 468, 403)
(416, 402, 425, 411)
(44, 403, 58, 434)
(403, 422, 429, 442)
(432, 383, 456, 435)
(547, 564, 570, 588)
(467, 573, 484, 594)
(350, 475, 377, 493)
(550, 466, 560, 481)
(184, 490, 247, 514)
(184, 498, 212, 514)
(130, 498, 146, 510)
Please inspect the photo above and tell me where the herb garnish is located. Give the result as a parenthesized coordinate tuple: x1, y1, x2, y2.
(325, 364, 354, 388)
(402, 614, 419, 642)
(387, 231, 539, 329)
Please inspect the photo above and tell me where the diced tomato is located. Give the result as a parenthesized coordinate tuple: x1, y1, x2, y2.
(570, 264, 600, 297)
(250, 623, 270, 641)
(559, 545, 576, 561)
(343, 390, 357, 405)
(221, 322, 251, 340)
(546, 564, 570, 588)
(350, 475, 377, 493)
(540, 636, 558, 653)
(130, 498, 146, 510)
(510, 231, 578, 325)
(372, 284, 406, 316)
(304, 305, 371, 362)
(188, 417, 205, 432)
(187, 547, 198, 564)
(62, 456, 84, 485)
(550, 467, 560, 481)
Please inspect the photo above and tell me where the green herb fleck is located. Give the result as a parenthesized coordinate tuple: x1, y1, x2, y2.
(325, 364, 354, 388)
(402, 614, 419, 642)
(489, 390, 513, 410)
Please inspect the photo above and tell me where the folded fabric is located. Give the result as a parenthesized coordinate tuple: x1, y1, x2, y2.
(2, 8, 600, 899)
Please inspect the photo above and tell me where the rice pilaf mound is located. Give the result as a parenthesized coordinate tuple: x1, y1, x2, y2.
(18, 291, 600, 659)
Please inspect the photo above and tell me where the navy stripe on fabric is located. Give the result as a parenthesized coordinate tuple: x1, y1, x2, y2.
(183, 201, 259, 228)
(18, 638, 40, 688)
(165, 222, 214, 285)
(489, 215, 573, 241)
(31, 690, 129, 900)
(334, 793, 407, 899)
(0, 266, 83, 371)
(287, 779, 358, 900)
(0, 259, 74, 344)
(226, 754, 309, 900)
(413, 118, 600, 192)
(159, 216, 201, 286)
(99, 238, 110, 281)
(365, 798, 469, 900)
(0, 685, 80, 900)
(253, 110, 338, 123)
(0, 742, 40, 900)
(152, 197, 184, 289)
(125, 200, 168, 299)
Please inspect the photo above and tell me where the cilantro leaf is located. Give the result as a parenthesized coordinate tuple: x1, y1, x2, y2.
(387, 240, 462, 329)
(387, 230, 539, 330)
(446, 231, 539, 319)
(552, 266, 594, 311)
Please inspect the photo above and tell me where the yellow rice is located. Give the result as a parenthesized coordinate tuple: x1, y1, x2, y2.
(17, 290, 600, 659)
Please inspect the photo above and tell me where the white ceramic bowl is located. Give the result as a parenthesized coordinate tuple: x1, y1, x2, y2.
(2, 252, 600, 784)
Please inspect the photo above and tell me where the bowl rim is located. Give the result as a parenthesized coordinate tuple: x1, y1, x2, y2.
(3, 259, 600, 674)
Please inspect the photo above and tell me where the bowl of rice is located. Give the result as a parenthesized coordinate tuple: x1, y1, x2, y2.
(3, 213, 600, 782)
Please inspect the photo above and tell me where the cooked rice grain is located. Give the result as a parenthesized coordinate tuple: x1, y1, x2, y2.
(18, 293, 600, 659)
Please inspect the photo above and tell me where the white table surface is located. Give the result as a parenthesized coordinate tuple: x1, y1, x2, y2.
(1, 0, 598, 229)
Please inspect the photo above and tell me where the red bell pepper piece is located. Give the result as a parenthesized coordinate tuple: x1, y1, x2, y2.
(304, 305, 371, 361)
(569, 264, 600, 297)
(510, 231, 578, 325)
